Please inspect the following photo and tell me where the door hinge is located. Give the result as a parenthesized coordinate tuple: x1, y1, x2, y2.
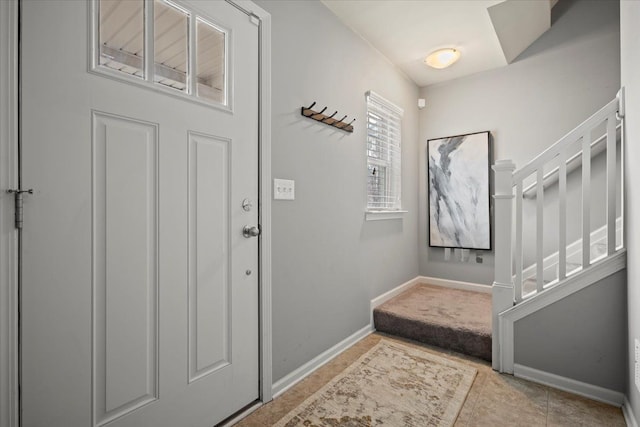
(6, 189, 33, 229)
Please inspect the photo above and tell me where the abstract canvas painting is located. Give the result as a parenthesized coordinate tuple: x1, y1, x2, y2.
(428, 131, 491, 250)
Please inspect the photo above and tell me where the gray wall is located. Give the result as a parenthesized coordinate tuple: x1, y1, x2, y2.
(255, 0, 420, 383)
(418, 0, 620, 285)
(621, 0, 640, 418)
(514, 269, 627, 392)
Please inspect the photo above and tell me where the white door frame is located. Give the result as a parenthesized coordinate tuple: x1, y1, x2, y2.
(235, 0, 275, 406)
(0, 1, 272, 426)
(0, 2, 20, 427)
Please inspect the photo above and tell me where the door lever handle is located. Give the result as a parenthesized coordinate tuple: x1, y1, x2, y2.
(242, 225, 260, 238)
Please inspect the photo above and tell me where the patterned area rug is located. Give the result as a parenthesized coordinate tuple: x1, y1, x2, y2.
(274, 340, 477, 427)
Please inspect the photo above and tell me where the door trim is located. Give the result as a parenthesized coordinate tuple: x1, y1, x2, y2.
(228, 0, 273, 404)
(0, 1, 20, 427)
(0, 1, 273, 425)
(238, 0, 274, 403)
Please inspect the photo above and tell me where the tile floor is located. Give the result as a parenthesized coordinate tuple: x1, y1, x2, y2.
(236, 333, 626, 427)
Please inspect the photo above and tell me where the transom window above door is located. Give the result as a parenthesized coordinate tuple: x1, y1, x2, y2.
(94, 0, 228, 107)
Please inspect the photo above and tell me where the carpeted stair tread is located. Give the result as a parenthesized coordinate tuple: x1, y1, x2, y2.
(373, 284, 492, 361)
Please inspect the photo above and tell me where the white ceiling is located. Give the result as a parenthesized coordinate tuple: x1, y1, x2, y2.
(321, 0, 554, 87)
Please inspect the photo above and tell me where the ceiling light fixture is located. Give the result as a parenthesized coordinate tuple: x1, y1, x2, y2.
(424, 48, 461, 69)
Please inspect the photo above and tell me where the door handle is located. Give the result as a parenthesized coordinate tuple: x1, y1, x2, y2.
(242, 225, 260, 238)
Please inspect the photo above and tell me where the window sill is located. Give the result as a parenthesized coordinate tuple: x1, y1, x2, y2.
(365, 210, 408, 221)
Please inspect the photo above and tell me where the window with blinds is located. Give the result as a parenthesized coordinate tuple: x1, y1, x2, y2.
(366, 91, 403, 211)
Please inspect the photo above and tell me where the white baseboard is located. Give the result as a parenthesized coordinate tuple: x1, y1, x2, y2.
(417, 276, 492, 294)
(623, 396, 639, 427)
(271, 325, 372, 399)
(513, 364, 625, 407)
(370, 276, 421, 329)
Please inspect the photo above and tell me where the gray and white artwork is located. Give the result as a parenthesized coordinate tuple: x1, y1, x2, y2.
(428, 132, 491, 250)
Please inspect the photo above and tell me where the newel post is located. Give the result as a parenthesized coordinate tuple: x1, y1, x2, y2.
(491, 159, 516, 371)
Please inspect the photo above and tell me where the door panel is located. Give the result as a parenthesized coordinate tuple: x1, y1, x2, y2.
(188, 132, 232, 383)
(20, 1, 259, 426)
(93, 112, 159, 423)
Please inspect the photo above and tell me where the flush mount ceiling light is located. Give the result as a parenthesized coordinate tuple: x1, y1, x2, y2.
(424, 48, 461, 69)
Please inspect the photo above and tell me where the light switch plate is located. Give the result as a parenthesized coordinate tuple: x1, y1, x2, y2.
(274, 178, 295, 200)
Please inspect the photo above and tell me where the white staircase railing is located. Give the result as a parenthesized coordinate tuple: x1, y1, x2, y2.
(519, 216, 623, 294)
(491, 89, 625, 370)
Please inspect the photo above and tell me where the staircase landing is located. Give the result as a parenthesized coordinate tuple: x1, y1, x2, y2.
(373, 283, 492, 361)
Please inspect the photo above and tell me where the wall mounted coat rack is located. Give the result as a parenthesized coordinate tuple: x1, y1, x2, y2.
(301, 102, 355, 133)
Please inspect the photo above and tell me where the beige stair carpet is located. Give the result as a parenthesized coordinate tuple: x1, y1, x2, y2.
(274, 339, 476, 427)
(374, 284, 492, 361)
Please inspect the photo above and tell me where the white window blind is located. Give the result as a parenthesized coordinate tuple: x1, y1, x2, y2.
(366, 91, 403, 211)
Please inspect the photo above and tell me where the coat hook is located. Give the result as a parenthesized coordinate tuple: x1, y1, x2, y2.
(301, 101, 317, 117)
(337, 115, 347, 122)
(335, 116, 354, 129)
(311, 106, 327, 119)
(322, 111, 338, 123)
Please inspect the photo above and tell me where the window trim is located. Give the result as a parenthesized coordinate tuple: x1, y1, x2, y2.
(365, 90, 404, 216)
(365, 210, 408, 221)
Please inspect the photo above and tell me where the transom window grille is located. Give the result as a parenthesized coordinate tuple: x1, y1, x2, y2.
(96, 0, 227, 106)
(366, 91, 403, 211)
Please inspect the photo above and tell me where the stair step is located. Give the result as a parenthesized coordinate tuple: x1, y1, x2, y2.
(373, 284, 492, 361)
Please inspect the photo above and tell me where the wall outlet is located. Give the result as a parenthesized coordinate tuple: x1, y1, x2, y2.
(274, 178, 295, 200)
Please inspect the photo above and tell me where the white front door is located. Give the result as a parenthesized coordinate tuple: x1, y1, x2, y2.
(20, 1, 260, 426)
